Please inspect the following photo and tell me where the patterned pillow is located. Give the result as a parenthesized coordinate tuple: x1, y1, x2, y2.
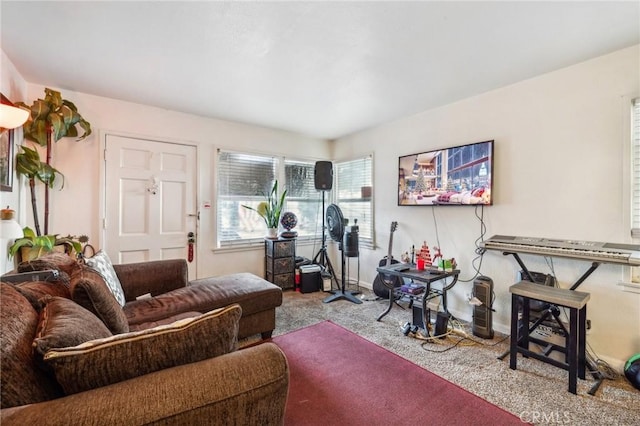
(33, 296, 112, 370)
(44, 304, 241, 395)
(84, 251, 126, 307)
(69, 266, 130, 334)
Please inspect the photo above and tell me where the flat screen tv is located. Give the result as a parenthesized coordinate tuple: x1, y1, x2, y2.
(398, 140, 494, 206)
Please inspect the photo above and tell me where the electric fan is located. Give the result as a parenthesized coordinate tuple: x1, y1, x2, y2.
(326, 204, 344, 244)
(323, 204, 362, 304)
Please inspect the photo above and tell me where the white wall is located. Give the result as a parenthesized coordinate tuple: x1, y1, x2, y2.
(0, 52, 27, 274)
(333, 45, 640, 367)
(2, 53, 331, 278)
(38, 90, 331, 279)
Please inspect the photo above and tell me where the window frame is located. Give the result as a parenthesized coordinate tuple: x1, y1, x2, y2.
(631, 97, 640, 238)
(283, 159, 325, 243)
(333, 154, 375, 249)
(215, 148, 323, 249)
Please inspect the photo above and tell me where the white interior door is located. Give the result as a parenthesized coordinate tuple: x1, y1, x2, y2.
(104, 134, 197, 278)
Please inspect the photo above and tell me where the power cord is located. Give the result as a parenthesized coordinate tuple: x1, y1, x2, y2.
(459, 204, 488, 283)
(399, 317, 509, 353)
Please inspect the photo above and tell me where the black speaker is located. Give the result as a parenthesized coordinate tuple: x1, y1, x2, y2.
(314, 161, 333, 190)
(343, 225, 359, 257)
(435, 312, 449, 338)
(412, 305, 429, 330)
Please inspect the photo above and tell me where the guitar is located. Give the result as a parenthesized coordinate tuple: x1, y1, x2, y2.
(372, 221, 403, 298)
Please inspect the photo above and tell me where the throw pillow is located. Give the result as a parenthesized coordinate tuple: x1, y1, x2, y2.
(18, 252, 81, 277)
(14, 279, 72, 311)
(33, 296, 112, 370)
(44, 304, 242, 395)
(84, 250, 126, 306)
(69, 266, 130, 334)
(0, 284, 63, 408)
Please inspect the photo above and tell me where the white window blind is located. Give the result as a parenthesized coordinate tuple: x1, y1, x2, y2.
(217, 150, 278, 246)
(284, 160, 322, 240)
(632, 98, 640, 237)
(335, 155, 373, 246)
(216, 151, 321, 247)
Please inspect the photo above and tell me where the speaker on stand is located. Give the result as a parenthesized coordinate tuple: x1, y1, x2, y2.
(312, 161, 337, 291)
(314, 161, 333, 191)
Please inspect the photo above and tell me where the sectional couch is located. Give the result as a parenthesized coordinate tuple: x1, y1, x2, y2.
(1, 253, 288, 424)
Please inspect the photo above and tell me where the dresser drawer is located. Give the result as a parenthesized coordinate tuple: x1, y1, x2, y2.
(266, 239, 295, 258)
(267, 272, 295, 290)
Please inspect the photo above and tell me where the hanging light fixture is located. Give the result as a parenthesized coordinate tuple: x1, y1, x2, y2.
(0, 94, 28, 131)
(0, 207, 23, 240)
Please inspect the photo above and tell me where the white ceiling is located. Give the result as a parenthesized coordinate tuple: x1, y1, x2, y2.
(2, 1, 639, 140)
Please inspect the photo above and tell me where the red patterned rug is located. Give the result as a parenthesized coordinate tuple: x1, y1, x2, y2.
(272, 320, 522, 425)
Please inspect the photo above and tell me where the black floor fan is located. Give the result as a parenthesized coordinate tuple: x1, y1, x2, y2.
(323, 204, 362, 304)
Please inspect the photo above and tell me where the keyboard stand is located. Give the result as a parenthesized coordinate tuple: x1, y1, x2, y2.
(497, 252, 605, 396)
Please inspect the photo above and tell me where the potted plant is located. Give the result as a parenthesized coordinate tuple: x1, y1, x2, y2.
(15, 145, 63, 237)
(8, 226, 86, 262)
(242, 180, 287, 239)
(15, 88, 91, 235)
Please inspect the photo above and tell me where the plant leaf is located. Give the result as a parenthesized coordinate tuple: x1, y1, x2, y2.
(19, 88, 92, 144)
(48, 112, 66, 141)
(44, 88, 63, 109)
(8, 239, 30, 257)
(76, 118, 92, 140)
(23, 226, 36, 239)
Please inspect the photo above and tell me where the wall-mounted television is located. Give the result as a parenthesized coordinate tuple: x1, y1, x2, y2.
(398, 140, 494, 206)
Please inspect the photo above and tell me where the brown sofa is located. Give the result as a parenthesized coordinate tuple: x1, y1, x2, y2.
(114, 259, 284, 339)
(0, 255, 289, 424)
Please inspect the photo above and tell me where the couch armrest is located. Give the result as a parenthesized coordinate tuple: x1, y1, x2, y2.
(114, 259, 189, 301)
(1, 343, 289, 426)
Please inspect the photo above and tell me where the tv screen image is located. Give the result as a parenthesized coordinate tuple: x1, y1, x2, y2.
(398, 140, 494, 206)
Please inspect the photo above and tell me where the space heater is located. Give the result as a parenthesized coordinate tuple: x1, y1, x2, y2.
(472, 276, 494, 339)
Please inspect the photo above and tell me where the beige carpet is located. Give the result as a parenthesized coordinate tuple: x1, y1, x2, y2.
(266, 288, 639, 426)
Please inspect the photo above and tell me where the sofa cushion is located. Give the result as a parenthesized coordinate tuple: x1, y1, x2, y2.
(14, 280, 71, 311)
(33, 296, 112, 370)
(70, 265, 130, 334)
(0, 283, 63, 408)
(125, 272, 281, 327)
(128, 311, 203, 332)
(44, 304, 242, 395)
(84, 250, 126, 306)
(18, 252, 81, 277)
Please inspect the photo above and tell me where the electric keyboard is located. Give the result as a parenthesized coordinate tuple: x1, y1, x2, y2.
(481, 235, 640, 266)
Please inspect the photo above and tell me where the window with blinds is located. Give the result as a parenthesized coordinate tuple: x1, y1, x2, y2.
(217, 151, 278, 246)
(632, 98, 640, 238)
(216, 151, 321, 247)
(284, 160, 322, 240)
(335, 155, 374, 246)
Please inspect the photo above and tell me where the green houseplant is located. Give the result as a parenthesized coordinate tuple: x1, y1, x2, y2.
(242, 180, 287, 238)
(8, 226, 84, 262)
(15, 88, 91, 235)
(15, 145, 64, 237)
